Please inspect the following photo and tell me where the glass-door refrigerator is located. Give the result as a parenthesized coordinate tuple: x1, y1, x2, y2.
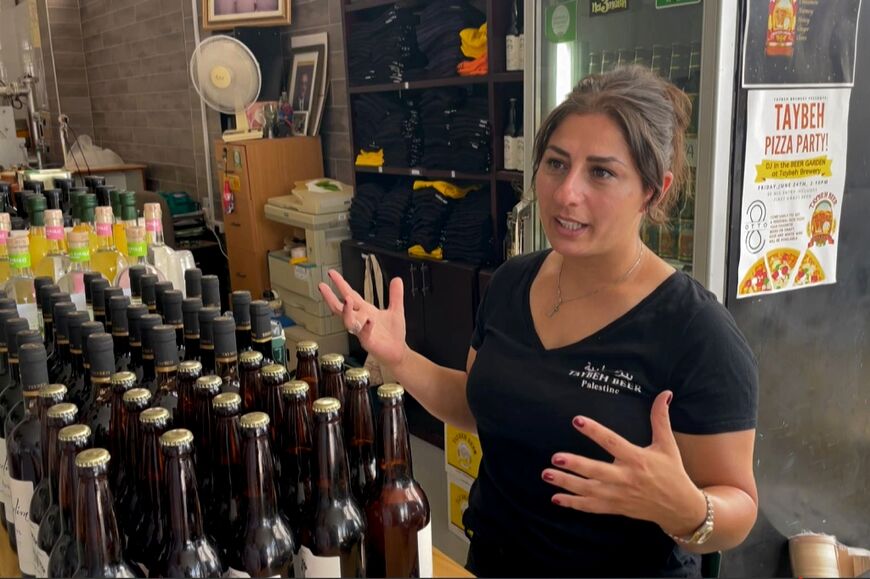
(524, 0, 739, 299)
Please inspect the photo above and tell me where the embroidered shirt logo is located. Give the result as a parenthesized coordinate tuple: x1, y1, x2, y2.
(570, 362, 642, 395)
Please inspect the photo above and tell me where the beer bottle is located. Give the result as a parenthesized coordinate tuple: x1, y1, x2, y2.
(162, 290, 185, 360)
(116, 387, 151, 542)
(279, 380, 313, 537)
(201, 274, 221, 310)
(48, 302, 76, 384)
(8, 342, 49, 577)
(231, 290, 252, 353)
(182, 297, 202, 362)
(177, 360, 202, 429)
(64, 312, 91, 408)
(210, 392, 244, 565)
(156, 428, 223, 578)
(321, 354, 346, 409)
(185, 268, 203, 299)
(238, 350, 263, 412)
(100, 287, 124, 335)
(0, 310, 22, 542)
(108, 372, 136, 491)
(295, 341, 320, 407)
(129, 407, 170, 575)
(72, 448, 137, 577)
(82, 272, 103, 322)
(233, 412, 295, 577)
(32, 400, 76, 576)
(198, 306, 220, 376)
(45, 423, 90, 578)
(249, 300, 273, 364)
(344, 367, 378, 506)
(82, 332, 114, 451)
(366, 385, 433, 577)
(108, 295, 131, 372)
(0, 307, 20, 389)
(125, 303, 148, 383)
(127, 265, 147, 307)
(139, 273, 158, 314)
(192, 375, 221, 510)
(152, 325, 180, 424)
(153, 280, 173, 319)
(301, 398, 366, 578)
(213, 316, 240, 394)
(89, 278, 109, 329)
(260, 363, 287, 441)
(138, 313, 162, 394)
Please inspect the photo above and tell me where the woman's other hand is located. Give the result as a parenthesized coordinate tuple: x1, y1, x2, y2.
(319, 269, 409, 369)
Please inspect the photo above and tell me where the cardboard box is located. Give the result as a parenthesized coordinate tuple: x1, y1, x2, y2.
(447, 470, 473, 544)
(445, 424, 482, 480)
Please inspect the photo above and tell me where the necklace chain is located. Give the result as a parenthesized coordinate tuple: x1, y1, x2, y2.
(548, 243, 646, 318)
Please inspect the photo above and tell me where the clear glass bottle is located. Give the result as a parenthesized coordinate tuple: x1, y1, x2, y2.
(114, 192, 138, 258)
(0, 213, 12, 285)
(144, 203, 175, 285)
(56, 231, 92, 313)
(91, 206, 127, 284)
(114, 225, 163, 293)
(75, 193, 100, 257)
(34, 210, 70, 283)
(4, 235, 38, 329)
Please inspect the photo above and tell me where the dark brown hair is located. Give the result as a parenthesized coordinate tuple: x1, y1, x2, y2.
(532, 65, 692, 223)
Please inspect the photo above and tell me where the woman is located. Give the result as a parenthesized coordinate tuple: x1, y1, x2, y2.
(320, 66, 758, 577)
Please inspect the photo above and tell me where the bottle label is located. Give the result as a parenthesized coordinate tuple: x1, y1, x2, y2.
(0, 440, 9, 516)
(418, 521, 433, 578)
(127, 241, 147, 258)
(146, 219, 161, 234)
(515, 135, 525, 171)
(0, 230, 7, 243)
(224, 568, 251, 578)
(70, 246, 90, 263)
(37, 546, 50, 577)
(46, 225, 64, 241)
(72, 292, 87, 313)
(506, 35, 520, 71)
(518, 33, 525, 69)
(504, 136, 516, 171)
(10, 477, 36, 575)
(31, 520, 46, 576)
(299, 545, 341, 578)
(18, 303, 38, 331)
(9, 251, 31, 269)
(96, 222, 112, 237)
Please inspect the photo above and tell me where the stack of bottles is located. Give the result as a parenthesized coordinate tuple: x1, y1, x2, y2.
(0, 271, 434, 578)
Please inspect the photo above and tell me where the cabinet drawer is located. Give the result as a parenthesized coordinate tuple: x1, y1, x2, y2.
(224, 215, 255, 249)
(228, 248, 268, 295)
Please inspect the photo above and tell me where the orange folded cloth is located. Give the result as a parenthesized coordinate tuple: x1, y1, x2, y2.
(458, 51, 488, 76)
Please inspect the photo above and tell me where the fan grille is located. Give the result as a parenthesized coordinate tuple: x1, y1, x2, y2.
(191, 36, 262, 115)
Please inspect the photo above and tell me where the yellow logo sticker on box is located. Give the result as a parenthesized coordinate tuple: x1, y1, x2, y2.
(448, 475, 471, 542)
(445, 425, 482, 480)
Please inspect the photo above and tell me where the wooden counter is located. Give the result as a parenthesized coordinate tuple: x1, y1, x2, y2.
(0, 524, 19, 577)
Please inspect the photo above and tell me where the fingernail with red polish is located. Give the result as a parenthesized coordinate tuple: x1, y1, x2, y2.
(573, 416, 586, 429)
(552, 456, 565, 466)
(552, 497, 562, 506)
(542, 471, 554, 482)
(666, 392, 673, 406)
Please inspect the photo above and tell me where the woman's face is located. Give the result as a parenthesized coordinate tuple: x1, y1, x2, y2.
(535, 113, 656, 259)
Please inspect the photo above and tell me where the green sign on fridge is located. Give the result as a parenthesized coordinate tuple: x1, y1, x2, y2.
(546, 1, 577, 44)
(656, 0, 701, 8)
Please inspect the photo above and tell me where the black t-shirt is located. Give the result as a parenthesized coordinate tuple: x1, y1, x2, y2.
(465, 250, 758, 578)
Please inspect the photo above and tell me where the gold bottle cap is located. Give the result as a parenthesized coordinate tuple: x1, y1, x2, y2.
(195, 375, 223, 392)
(139, 406, 171, 425)
(345, 367, 370, 383)
(239, 350, 263, 365)
(240, 411, 270, 430)
(76, 448, 110, 468)
(260, 364, 287, 379)
(212, 392, 241, 410)
(58, 423, 91, 443)
(377, 383, 405, 399)
(123, 388, 152, 405)
(296, 340, 318, 354)
(320, 353, 344, 370)
(160, 428, 194, 447)
(179, 360, 203, 375)
(46, 402, 78, 420)
(281, 380, 309, 397)
(39, 384, 68, 399)
(313, 397, 341, 414)
(111, 371, 137, 389)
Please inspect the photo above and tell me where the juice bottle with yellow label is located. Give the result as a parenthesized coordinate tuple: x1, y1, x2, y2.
(0, 213, 11, 285)
(114, 192, 138, 258)
(76, 193, 101, 253)
(91, 206, 128, 283)
(28, 195, 49, 271)
(35, 209, 71, 282)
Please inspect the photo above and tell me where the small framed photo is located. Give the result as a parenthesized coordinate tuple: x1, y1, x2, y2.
(289, 51, 318, 115)
(292, 111, 309, 136)
(203, 0, 291, 30)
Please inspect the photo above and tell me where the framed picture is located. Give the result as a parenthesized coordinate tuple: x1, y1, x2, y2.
(203, 0, 291, 30)
(292, 111, 309, 136)
(289, 32, 329, 136)
(289, 50, 319, 113)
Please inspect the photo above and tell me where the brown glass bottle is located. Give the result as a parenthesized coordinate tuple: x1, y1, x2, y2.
(63, 311, 91, 409)
(238, 350, 263, 413)
(46, 294, 73, 377)
(152, 325, 180, 425)
(48, 302, 76, 384)
(260, 363, 288, 443)
(301, 398, 366, 578)
(36, 283, 59, 350)
(198, 306, 220, 376)
(231, 290, 253, 354)
(108, 371, 136, 492)
(185, 268, 203, 299)
(320, 354, 346, 409)
(192, 375, 221, 515)
(156, 428, 223, 578)
(295, 340, 320, 408)
(209, 392, 244, 567)
(138, 313, 162, 395)
(0, 314, 26, 545)
(109, 295, 131, 373)
(100, 288, 124, 335)
(279, 380, 313, 537)
(8, 343, 50, 578)
(182, 297, 202, 362)
(162, 290, 186, 360)
(72, 448, 137, 577)
(153, 281, 173, 320)
(213, 316, 240, 394)
(344, 367, 379, 507)
(139, 274, 158, 315)
(116, 387, 151, 544)
(177, 360, 202, 430)
(0, 308, 21, 391)
(249, 300, 273, 364)
(366, 384, 432, 578)
(82, 272, 103, 321)
(232, 412, 295, 577)
(82, 331, 113, 446)
(45, 424, 90, 578)
(79, 321, 105, 400)
(89, 279, 110, 329)
(125, 304, 148, 384)
(201, 274, 221, 310)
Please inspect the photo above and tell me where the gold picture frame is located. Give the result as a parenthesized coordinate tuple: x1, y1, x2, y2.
(202, 0, 291, 30)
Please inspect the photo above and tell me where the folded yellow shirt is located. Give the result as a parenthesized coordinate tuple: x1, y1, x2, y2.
(409, 245, 443, 260)
(413, 180, 480, 199)
(355, 149, 384, 167)
(460, 23, 487, 59)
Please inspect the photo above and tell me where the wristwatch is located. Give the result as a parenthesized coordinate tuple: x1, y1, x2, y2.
(669, 490, 714, 546)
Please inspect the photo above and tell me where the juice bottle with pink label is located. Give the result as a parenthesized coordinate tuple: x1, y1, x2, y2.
(90, 206, 128, 284)
(35, 210, 70, 282)
(0, 213, 10, 285)
(27, 196, 49, 273)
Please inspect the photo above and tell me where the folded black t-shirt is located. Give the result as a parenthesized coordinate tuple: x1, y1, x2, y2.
(465, 250, 758, 578)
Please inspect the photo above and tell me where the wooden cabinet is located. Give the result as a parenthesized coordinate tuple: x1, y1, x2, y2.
(214, 137, 324, 297)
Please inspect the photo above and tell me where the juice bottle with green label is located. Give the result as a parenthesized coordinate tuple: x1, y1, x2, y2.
(35, 209, 70, 282)
(3, 234, 38, 328)
(91, 206, 128, 284)
(115, 225, 163, 293)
